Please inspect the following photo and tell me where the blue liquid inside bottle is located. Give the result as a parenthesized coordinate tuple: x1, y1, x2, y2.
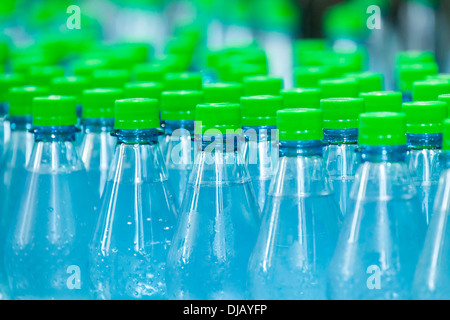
(79, 118, 116, 200)
(248, 140, 341, 299)
(406, 133, 444, 224)
(323, 128, 360, 217)
(166, 135, 260, 299)
(4, 125, 97, 299)
(0, 102, 10, 158)
(328, 145, 426, 300)
(90, 129, 177, 300)
(242, 126, 279, 213)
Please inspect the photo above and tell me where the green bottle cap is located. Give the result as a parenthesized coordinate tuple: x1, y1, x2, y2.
(294, 66, 331, 88)
(344, 72, 384, 93)
(240, 95, 283, 127)
(203, 82, 243, 103)
(11, 55, 48, 74)
(28, 65, 65, 87)
(243, 76, 283, 96)
(358, 112, 407, 146)
(319, 78, 359, 99)
(114, 98, 159, 130)
(92, 69, 130, 89)
(160, 90, 203, 121)
(396, 51, 436, 65)
(82, 88, 123, 119)
(280, 88, 321, 109)
(195, 103, 241, 135)
(321, 98, 365, 129)
(397, 62, 439, 91)
(0, 73, 26, 102)
(277, 108, 324, 141)
(164, 72, 202, 91)
(51, 76, 91, 104)
(360, 91, 403, 112)
(33, 95, 77, 126)
(427, 74, 450, 83)
(8, 86, 49, 116)
(443, 118, 450, 151)
(220, 63, 267, 83)
(72, 58, 108, 78)
(412, 80, 450, 102)
(439, 94, 450, 113)
(124, 82, 164, 100)
(402, 101, 447, 134)
(134, 63, 168, 82)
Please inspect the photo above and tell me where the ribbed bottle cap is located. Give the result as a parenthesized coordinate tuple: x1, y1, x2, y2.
(160, 90, 203, 121)
(344, 72, 384, 93)
(294, 66, 331, 88)
(203, 82, 243, 103)
(360, 91, 403, 112)
(114, 98, 159, 129)
(243, 76, 283, 96)
(280, 88, 321, 109)
(33, 95, 77, 126)
(277, 108, 323, 141)
(28, 65, 65, 87)
(82, 88, 123, 119)
(195, 103, 241, 135)
(92, 69, 130, 89)
(134, 63, 168, 82)
(402, 101, 447, 134)
(51, 76, 91, 104)
(240, 95, 283, 127)
(319, 78, 359, 99)
(0, 73, 26, 101)
(397, 62, 439, 91)
(412, 80, 450, 102)
(396, 51, 436, 65)
(321, 98, 365, 129)
(8, 86, 49, 116)
(164, 72, 202, 91)
(443, 119, 450, 151)
(124, 82, 164, 100)
(358, 112, 407, 146)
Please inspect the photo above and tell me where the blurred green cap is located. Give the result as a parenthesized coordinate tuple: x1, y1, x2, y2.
(277, 108, 324, 141)
(0, 73, 26, 101)
(114, 98, 159, 130)
(280, 88, 321, 109)
(344, 72, 384, 93)
(160, 90, 203, 121)
(412, 80, 450, 102)
(203, 82, 243, 103)
(92, 69, 130, 89)
(243, 76, 283, 96)
(240, 95, 283, 127)
(360, 91, 403, 112)
(164, 72, 202, 91)
(321, 98, 365, 129)
(195, 103, 241, 135)
(402, 101, 447, 134)
(51, 76, 91, 104)
(358, 112, 407, 146)
(8, 86, 49, 116)
(124, 82, 164, 100)
(82, 88, 123, 119)
(319, 78, 359, 98)
(294, 66, 331, 88)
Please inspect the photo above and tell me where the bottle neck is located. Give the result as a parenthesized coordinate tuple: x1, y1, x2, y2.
(407, 133, 442, 150)
(243, 125, 277, 142)
(113, 128, 160, 144)
(33, 125, 79, 142)
(445, 151, 450, 169)
(9, 115, 33, 131)
(164, 120, 194, 135)
(323, 128, 358, 145)
(360, 145, 407, 163)
(0, 102, 7, 117)
(81, 117, 115, 133)
(279, 140, 324, 157)
(198, 133, 242, 152)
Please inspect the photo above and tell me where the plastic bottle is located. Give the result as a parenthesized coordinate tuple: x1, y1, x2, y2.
(4, 95, 96, 300)
(402, 101, 447, 224)
(280, 88, 321, 109)
(79, 88, 123, 200)
(248, 108, 341, 300)
(90, 98, 177, 300)
(240, 95, 281, 212)
(328, 112, 426, 300)
(166, 102, 260, 299)
(360, 91, 403, 112)
(322, 98, 365, 217)
(413, 119, 450, 299)
(243, 76, 283, 96)
(160, 90, 203, 208)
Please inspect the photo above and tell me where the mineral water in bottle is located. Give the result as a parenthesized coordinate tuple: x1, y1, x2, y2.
(4, 96, 96, 299)
(167, 103, 260, 299)
(248, 108, 341, 300)
(328, 112, 426, 300)
(90, 98, 177, 300)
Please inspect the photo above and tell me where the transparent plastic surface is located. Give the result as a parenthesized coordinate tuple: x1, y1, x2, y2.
(4, 126, 96, 300)
(167, 137, 260, 300)
(90, 129, 177, 300)
(328, 146, 426, 300)
(248, 140, 341, 300)
(242, 127, 278, 212)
